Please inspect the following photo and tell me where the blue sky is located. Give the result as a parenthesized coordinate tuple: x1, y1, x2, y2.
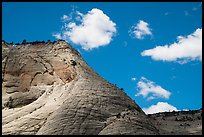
(2, 2, 202, 114)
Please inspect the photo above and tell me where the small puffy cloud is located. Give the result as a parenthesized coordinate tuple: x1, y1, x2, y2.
(129, 20, 152, 39)
(135, 77, 171, 100)
(53, 8, 117, 50)
(52, 33, 62, 39)
(142, 102, 179, 114)
(131, 77, 136, 81)
(141, 28, 202, 64)
(61, 15, 71, 22)
(146, 96, 155, 101)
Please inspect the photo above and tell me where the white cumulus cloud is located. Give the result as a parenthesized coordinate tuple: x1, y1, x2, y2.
(135, 77, 171, 100)
(53, 8, 117, 50)
(129, 20, 152, 39)
(142, 102, 179, 114)
(141, 28, 202, 64)
(131, 77, 136, 81)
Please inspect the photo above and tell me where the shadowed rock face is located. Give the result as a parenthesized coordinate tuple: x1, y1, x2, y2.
(2, 40, 159, 135)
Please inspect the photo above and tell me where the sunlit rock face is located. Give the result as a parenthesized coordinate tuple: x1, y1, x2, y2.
(2, 40, 158, 135)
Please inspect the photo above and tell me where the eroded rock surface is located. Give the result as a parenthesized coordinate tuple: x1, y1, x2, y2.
(2, 40, 159, 135)
(3, 40, 202, 135)
(148, 109, 202, 135)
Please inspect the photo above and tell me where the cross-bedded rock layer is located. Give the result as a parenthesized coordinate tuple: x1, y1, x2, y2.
(2, 40, 159, 135)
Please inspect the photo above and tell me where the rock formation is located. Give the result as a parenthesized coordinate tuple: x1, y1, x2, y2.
(2, 40, 159, 135)
(148, 109, 202, 135)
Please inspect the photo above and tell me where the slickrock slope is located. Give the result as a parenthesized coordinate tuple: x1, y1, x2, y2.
(2, 40, 159, 135)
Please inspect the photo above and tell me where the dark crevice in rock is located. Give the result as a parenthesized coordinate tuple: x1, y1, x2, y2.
(30, 72, 43, 86)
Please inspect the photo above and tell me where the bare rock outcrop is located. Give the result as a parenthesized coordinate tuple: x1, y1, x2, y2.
(148, 109, 202, 135)
(2, 40, 159, 135)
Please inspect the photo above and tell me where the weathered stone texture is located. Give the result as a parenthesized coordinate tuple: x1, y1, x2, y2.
(2, 40, 190, 135)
